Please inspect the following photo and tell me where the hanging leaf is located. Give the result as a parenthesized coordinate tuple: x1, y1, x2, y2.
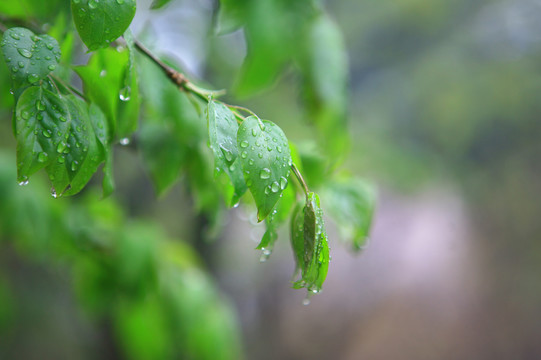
(207, 100, 239, 170)
(71, 0, 136, 51)
(237, 116, 291, 221)
(323, 178, 375, 251)
(293, 192, 330, 293)
(0, 27, 60, 95)
(290, 202, 304, 273)
(150, 0, 173, 10)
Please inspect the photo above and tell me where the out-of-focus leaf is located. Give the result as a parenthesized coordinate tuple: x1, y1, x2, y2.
(215, 0, 248, 34)
(71, 0, 136, 51)
(323, 178, 376, 251)
(150, 0, 174, 10)
(298, 12, 350, 163)
(237, 116, 292, 221)
(0, 0, 66, 18)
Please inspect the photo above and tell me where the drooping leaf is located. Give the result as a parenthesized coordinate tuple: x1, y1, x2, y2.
(71, 0, 137, 51)
(323, 178, 376, 251)
(290, 202, 304, 273)
(237, 116, 291, 221)
(257, 181, 295, 260)
(14, 86, 70, 183)
(293, 192, 330, 293)
(46, 95, 106, 196)
(298, 12, 349, 162)
(75, 47, 140, 140)
(0, 27, 60, 95)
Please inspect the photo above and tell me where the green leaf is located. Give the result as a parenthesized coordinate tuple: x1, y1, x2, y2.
(150, 0, 173, 10)
(206, 100, 247, 206)
(71, 0, 136, 51)
(299, 12, 349, 162)
(215, 0, 247, 34)
(323, 178, 376, 251)
(257, 182, 295, 260)
(0, 27, 60, 94)
(237, 116, 291, 221)
(14, 86, 70, 183)
(46, 95, 106, 196)
(293, 192, 330, 293)
(290, 203, 304, 273)
(207, 100, 239, 170)
(139, 123, 184, 195)
(75, 47, 140, 140)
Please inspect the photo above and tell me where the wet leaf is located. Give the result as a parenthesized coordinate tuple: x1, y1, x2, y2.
(237, 116, 291, 221)
(0, 27, 60, 95)
(71, 0, 136, 51)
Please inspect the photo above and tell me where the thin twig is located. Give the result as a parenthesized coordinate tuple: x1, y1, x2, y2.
(227, 104, 258, 118)
(50, 74, 87, 100)
(291, 163, 310, 196)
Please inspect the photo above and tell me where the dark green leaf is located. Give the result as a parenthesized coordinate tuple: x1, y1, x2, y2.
(323, 178, 376, 251)
(0, 27, 60, 94)
(237, 116, 291, 221)
(71, 0, 136, 51)
(293, 192, 330, 293)
(46, 95, 106, 196)
(150, 0, 173, 10)
(14, 86, 70, 183)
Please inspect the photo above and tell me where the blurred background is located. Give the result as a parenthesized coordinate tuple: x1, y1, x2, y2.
(2, 0, 541, 359)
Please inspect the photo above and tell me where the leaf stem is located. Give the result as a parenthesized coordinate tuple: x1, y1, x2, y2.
(291, 163, 310, 196)
(133, 38, 225, 101)
(50, 74, 87, 100)
(227, 104, 258, 118)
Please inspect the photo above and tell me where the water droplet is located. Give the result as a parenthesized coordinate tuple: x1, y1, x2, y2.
(280, 176, 288, 189)
(21, 111, 30, 120)
(229, 163, 236, 171)
(18, 61, 24, 68)
(10, 33, 20, 40)
(252, 129, 258, 137)
(57, 141, 66, 153)
(267, 145, 273, 152)
(73, 0, 80, 3)
(259, 251, 270, 262)
(47, 64, 56, 71)
(270, 181, 279, 193)
(59, 116, 66, 122)
(259, 168, 271, 179)
(277, 146, 282, 153)
(302, 297, 311, 306)
(258, 152, 263, 159)
(241, 151, 248, 159)
(17, 48, 32, 58)
(71, 161, 78, 171)
(240, 140, 249, 148)
(42, 129, 52, 138)
(57, 156, 65, 164)
(119, 86, 131, 101)
(51, 187, 58, 198)
(264, 186, 270, 195)
(88, 0, 99, 9)
(27, 74, 39, 83)
(120, 137, 130, 146)
(37, 152, 48, 162)
(99, 69, 107, 77)
(18, 178, 29, 186)
(116, 0, 125, 4)
(248, 159, 254, 166)
(36, 100, 45, 111)
(224, 149, 233, 162)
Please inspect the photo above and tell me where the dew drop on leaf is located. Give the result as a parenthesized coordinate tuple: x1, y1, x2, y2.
(27, 74, 39, 83)
(17, 48, 32, 58)
(120, 137, 130, 145)
(271, 181, 280, 193)
(259, 168, 271, 179)
(240, 140, 249, 148)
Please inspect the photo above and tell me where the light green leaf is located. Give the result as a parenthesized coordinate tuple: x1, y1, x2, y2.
(323, 178, 376, 251)
(0, 27, 60, 94)
(237, 116, 291, 221)
(75, 47, 140, 140)
(14, 86, 70, 183)
(215, 0, 247, 34)
(293, 192, 330, 293)
(299, 12, 349, 162)
(71, 0, 136, 51)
